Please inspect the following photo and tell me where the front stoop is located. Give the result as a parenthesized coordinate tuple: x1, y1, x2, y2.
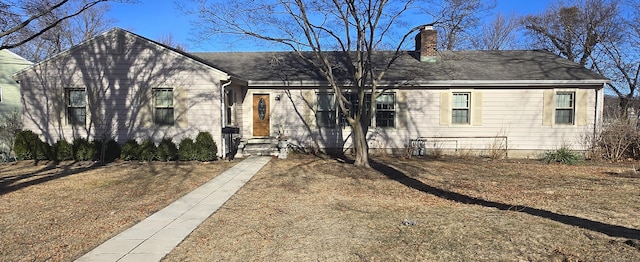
(236, 137, 288, 159)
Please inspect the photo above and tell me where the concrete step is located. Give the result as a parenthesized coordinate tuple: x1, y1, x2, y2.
(246, 137, 277, 145)
(238, 137, 281, 157)
(243, 148, 278, 156)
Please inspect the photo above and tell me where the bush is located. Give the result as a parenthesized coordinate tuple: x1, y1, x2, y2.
(120, 139, 140, 161)
(542, 147, 583, 165)
(592, 117, 640, 161)
(139, 138, 157, 161)
(157, 138, 178, 161)
(194, 132, 217, 162)
(54, 139, 73, 161)
(93, 139, 121, 162)
(104, 139, 121, 162)
(14, 130, 49, 160)
(73, 138, 96, 161)
(178, 138, 197, 161)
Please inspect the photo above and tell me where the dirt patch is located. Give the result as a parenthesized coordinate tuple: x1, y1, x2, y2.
(0, 159, 236, 261)
(165, 154, 640, 261)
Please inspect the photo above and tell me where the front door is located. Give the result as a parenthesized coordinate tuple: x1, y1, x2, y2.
(253, 94, 270, 136)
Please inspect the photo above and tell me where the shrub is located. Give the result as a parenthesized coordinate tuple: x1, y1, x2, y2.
(139, 138, 157, 161)
(73, 137, 96, 161)
(14, 130, 49, 160)
(194, 132, 217, 162)
(104, 139, 121, 162)
(156, 138, 178, 161)
(93, 139, 121, 163)
(178, 138, 197, 161)
(592, 117, 640, 161)
(542, 147, 583, 165)
(54, 139, 73, 161)
(120, 139, 140, 161)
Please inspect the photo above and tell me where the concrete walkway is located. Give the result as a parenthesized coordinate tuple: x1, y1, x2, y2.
(76, 156, 272, 262)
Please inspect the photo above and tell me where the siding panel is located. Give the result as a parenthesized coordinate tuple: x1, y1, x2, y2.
(17, 29, 227, 155)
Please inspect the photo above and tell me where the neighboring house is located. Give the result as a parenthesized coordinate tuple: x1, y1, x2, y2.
(14, 27, 608, 159)
(0, 50, 32, 158)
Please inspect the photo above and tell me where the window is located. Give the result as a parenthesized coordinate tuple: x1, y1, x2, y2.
(316, 93, 336, 128)
(340, 92, 372, 128)
(66, 88, 86, 125)
(376, 93, 395, 127)
(452, 93, 470, 124)
(339, 92, 395, 128)
(154, 88, 174, 126)
(225, 89, 235, 125)
(555, 92, 575, 124)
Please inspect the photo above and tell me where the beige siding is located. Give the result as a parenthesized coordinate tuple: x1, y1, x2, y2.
(471, 91, 483, 126)
(439, 91, 450, 126)
(17, 29, 226, 155)
(576, 90, 589, 126)
(543, 90, 554, 126)
(396, 91, 408, 129)
(246, 87, 601, 157)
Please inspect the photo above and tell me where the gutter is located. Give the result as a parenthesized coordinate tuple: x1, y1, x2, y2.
(247, 79, 610, 88)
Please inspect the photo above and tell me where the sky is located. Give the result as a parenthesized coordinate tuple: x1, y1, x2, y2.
(107, 0, 554, 52)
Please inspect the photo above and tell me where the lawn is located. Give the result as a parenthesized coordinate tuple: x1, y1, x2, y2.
(1, 155, 640, 261)
(0, 159, 236, 261)
(164, 155, 640, 261)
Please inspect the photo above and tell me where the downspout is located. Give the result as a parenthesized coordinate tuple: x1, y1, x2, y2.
(221, 77, 232, 159)
(593, 86, 601, 147)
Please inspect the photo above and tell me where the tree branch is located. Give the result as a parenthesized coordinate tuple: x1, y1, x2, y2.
(0, 0, 112, 50)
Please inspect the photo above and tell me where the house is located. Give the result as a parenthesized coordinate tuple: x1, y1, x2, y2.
(0, 49, 32, 158)
(13, 27, 608, 159)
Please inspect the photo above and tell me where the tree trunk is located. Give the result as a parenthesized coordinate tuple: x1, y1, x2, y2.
(351, 121, 370, 168)
(620, 95, 632, 117)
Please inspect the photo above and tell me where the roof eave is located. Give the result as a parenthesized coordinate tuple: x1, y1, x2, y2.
(408, 79, 610, 87)
(247, 79, 610, 88)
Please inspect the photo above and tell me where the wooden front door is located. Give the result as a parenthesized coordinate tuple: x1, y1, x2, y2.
(252, 94, 270, 136)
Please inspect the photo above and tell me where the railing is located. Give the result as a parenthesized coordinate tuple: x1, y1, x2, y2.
(408, 136, 509, 158)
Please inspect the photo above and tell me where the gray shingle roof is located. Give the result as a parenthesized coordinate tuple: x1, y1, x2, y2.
(191, 50, 607, 86)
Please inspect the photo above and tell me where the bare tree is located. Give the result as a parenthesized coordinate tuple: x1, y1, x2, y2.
(186, 0, 429, 167)
(10, 0, 116, 62)
(157, 32, 187, 51)
(523, 0, 638, 112)
(472, 12, 520, 50)
(522, 0, 621, 66)
(0, 0, 130, 52)
(421, 0, 496, 50)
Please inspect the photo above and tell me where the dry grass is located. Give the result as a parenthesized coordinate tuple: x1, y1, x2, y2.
(2, 155, 640, 261)
(165, 154, 640, 262)
(0, 159, 236, 261)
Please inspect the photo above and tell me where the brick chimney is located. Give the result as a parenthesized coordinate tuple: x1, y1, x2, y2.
(415, 25, 437, 63)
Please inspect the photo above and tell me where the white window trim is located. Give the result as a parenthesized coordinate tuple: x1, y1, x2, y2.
(440, 90, 482, 127)
(544, 89, 586, 127)
(452, 92, 471, 125)
(316, 92, 337, 128)
(375, 92, 396, 128)
(336, 92, 398, 129)
(555, 91, 576, 125)
(153, 87, 175, 126)
(66, 88, 87, 126)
